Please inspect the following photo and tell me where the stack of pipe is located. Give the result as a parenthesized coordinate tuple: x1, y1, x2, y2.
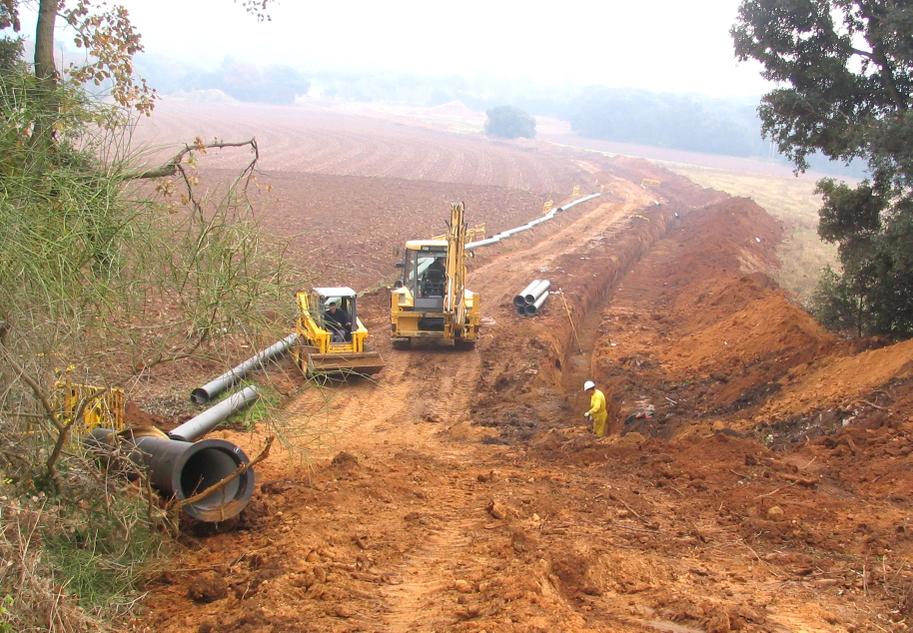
(513, 280, 550, 316)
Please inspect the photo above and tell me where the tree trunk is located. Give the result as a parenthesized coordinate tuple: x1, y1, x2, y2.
(34, 0, 58, 83)
(32, 0, 59, 146)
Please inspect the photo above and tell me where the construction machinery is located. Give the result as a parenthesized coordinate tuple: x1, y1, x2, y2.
(390, 202, 481, 348)
(61, 381, 125, 435)
(293, 287, 385, 376)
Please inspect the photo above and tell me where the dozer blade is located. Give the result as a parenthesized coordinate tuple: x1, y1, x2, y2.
(307, 351, 385, 376)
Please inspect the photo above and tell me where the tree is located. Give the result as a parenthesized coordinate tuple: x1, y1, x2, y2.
(484, 105, 536, 139)
(732, 0, 913, 338)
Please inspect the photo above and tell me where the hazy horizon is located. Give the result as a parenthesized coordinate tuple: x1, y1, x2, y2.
(9, 0, 772, 100)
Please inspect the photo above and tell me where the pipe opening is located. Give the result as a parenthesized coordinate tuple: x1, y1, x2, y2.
(178, 443, 252, 519)
(190, 388, 209, 405)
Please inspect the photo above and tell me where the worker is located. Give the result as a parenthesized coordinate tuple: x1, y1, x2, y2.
(324, 299, 352, 342)
(583, 379, 608, 438)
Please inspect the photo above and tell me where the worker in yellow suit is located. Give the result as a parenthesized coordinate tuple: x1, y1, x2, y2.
(583, 380, 608, 437)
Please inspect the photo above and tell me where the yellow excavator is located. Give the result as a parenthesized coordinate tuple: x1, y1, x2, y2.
(294, 287, 385, 376)
(390, 202, 481, 348)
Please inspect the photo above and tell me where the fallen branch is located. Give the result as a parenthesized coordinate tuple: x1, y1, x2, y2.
(171, 435, 274, 514)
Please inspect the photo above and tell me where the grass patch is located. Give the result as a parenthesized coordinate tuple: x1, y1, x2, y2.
(43, 492, 164, 615)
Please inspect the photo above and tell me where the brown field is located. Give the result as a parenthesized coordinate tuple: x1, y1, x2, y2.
(129, 103, 913, 632)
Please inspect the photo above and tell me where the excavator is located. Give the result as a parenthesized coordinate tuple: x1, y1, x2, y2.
(390, 202, 481, 348)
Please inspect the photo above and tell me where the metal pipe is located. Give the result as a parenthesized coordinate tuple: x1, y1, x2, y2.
(171, 386, 259, 442)
(89, 429, 255, 522)
(191, 333, 298, 404)
(466, 236, 499, 250)
(514, 279, 542, 307)
(524, 280, 551, 304)
(524, 290, 550, 315)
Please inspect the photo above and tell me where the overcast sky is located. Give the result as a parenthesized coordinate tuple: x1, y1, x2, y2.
(118, 0, 769, 98)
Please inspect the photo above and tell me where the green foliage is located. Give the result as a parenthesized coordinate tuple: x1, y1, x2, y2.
(43, 492, 164, 613)
(733, 0, 913, 338)
(484, 105, 536, 139)
(0, 37, 22, 74)
(0, 595, 13, 633)
(0, 43, 288, 630)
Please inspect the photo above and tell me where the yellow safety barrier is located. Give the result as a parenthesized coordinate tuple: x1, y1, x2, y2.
(62, 381, 125, 435)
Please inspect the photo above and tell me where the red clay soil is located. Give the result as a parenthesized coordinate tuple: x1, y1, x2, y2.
(129, 121, 913, 632)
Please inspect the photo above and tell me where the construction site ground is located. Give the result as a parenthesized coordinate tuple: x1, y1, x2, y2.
(133, 103, 913, 632)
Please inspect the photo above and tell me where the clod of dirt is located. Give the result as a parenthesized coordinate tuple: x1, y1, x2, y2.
(487, 498, 509, 520)
(333, 604, 355, 619)
(453, 579, 474, 593)
(766, 505, 785, 520)
(187, 571, 228, 603)
(261, 479, 292, 495)
(477, 470, 499, 483)
(421, 411, 443, 423)
(331, 451, 359, 468)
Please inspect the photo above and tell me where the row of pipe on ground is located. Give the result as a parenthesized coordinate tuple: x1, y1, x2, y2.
(466, 193, 601, 251)
(514, 279, 550, 316)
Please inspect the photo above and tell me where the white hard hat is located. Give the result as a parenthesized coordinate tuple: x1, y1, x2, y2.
(325, 298, 340, 307)
(583, 380, 595, 391)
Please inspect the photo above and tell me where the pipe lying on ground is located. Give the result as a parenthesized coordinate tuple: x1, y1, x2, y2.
(89, 428, 255, 522)
(524, 280, 551, 304)
(524, 290, 550, 315)
(464, 192, 602, 251)
(171, 386, 260, 442)
(514, 280, 542, 307)
(191, 333, 298, 404)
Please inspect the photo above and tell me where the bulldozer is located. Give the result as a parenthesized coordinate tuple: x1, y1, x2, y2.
(293, 287, 385, 376)
(390, 202, 481, 348)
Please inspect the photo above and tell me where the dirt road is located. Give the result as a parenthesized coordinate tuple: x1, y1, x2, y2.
(138, 157, 913, 632)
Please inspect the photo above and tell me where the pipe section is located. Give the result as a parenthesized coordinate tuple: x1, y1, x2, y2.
(191, 333, 298, 404)
(89, 429, 255, 522)
(171, 386, 259, 442)
(514, 280, 542, 307)
(524, 290, 550, 315)
(524, 280, 551, 304)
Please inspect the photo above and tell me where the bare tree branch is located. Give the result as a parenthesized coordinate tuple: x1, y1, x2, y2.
(127, 138, 259, 180)
(0, 343, 62, 432)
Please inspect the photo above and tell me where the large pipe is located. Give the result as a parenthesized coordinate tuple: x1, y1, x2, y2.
(171, 386, 259, 442)
(514, 279, 542, 307)
(524, 280, 551, 304)
(89, 429, 255, 522)
(524, 290, 550, 315)
(191, 333, 298, 404)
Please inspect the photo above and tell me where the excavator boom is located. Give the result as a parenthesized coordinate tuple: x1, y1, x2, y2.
(444, 202, 467, 337)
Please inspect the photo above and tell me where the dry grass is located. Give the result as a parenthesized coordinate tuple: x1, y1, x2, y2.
(0, 496, 104, 633)
(667, 164, 838, 303)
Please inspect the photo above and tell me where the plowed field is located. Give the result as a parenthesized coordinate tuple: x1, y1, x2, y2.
(132, 106, 913, 633)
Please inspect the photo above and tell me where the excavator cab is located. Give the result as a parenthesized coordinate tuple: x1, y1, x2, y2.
(294, 287, 385, 377)
(390, 203, 481, 348)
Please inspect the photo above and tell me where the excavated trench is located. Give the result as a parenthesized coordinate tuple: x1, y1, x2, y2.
(470, 163, 726, 442)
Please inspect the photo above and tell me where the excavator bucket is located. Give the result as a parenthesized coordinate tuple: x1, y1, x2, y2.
(306, 351, 385, 376)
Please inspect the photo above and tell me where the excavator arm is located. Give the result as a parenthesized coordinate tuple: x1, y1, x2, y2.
(444, 202, 467, 338)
